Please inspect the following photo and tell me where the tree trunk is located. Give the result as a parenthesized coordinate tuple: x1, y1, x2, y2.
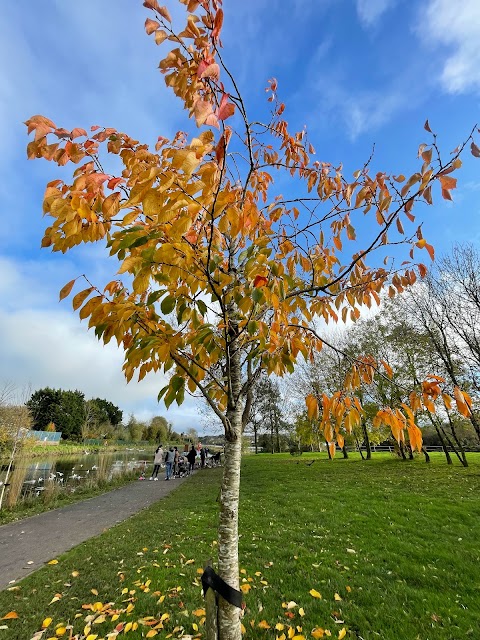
(421, 446, 431, 463)
(217, 425, 242, 639)
(445, 411, 468, 467)
(354, 433, 365, 460)
(361, 420, 372, 460)
(216, 331, 243, 640)
(342, 445, 348, 459)
(254, 423, 258, 454)
(325, 440, 332, 459)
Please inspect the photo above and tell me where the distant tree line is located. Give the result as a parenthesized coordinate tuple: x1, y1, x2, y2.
(24, 387, 180, 444)
(242, 244, 480, 464)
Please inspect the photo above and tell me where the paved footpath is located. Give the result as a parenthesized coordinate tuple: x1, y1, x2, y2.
(0, 476, 190, 591)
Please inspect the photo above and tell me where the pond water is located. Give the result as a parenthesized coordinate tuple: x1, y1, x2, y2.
(0, 449, 154, 508)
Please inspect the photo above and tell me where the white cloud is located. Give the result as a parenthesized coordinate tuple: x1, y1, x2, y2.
(420, 0, 480, 94)
(0, 257, 203, 433)
(356, 0, 396, 26)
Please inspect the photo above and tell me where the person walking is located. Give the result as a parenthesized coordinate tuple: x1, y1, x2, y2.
(164, 447, 175, 480)
(150, 445, 164, 481)
(200, 446, 206, 469)
(173, 446, 180, 477)
(187, 445, 196, 474)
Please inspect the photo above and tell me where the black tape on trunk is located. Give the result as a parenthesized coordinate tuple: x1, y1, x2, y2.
(201, 565, 243, 609)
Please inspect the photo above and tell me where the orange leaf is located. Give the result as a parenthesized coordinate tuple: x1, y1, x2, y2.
(253, 275, 268, 288)
(145, 18, 160, 35)
(217, 93, 235, 121)
(59, 279, 75, 301)
(212, 8, 224, 39)
(306, 394, 318, 420)
(470, 141, 480, 158)
(425, 243, 435, 261)
(1, 612, 19, 620)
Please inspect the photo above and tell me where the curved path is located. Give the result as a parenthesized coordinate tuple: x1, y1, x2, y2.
(0, 475, 190, 591)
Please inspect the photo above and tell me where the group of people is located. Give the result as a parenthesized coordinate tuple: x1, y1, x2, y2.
(149, 444, 210, 481)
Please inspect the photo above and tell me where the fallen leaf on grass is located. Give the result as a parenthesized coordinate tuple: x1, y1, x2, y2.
(47, 559, 58, 565)
(338, 629, 347, 639)
(334, 593, 342, 601)
(1, 612, 18, 620)
(42, 618, 52, 628)
(312, 629, 325, 638)
(309, 589, 322, 599)
(258, 620, 270, 629)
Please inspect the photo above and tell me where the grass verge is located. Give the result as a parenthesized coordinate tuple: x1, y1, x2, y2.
(0, 453, 478, 639)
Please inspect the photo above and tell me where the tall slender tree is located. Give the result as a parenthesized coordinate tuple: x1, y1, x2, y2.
(26, 1, 478, 636)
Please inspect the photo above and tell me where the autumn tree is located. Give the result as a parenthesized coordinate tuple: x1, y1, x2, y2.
(25, 1, 479, 636)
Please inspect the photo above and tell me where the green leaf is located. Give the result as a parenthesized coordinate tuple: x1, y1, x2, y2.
(197, 299, 208, 315)
(176, 385, 185, 406)
(164, 387, 176, 409)
(171, 375, 185, 392)
(252, 288, 264, 304)
(161, 296, 176, 315)
(147, 290, 164, 305)
(157, 385, 169, 401)
(247, 321, 258, 335)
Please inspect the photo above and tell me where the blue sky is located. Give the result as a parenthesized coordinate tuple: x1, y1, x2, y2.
(0, 0, 479, 434)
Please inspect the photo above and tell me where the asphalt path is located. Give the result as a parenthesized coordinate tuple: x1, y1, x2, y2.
(0, 475, 190, 591)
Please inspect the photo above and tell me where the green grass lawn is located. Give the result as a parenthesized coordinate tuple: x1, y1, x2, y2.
(0, 453, 479, 639)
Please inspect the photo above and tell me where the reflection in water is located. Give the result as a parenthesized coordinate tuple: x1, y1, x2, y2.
(0, 450, 151, 509)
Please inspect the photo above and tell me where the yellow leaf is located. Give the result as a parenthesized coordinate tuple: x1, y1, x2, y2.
(306, 395, 318, 420)
(71, 571, 79, 578)
(275, 623, 285, 630)
(55, 627, 67, 636)
(86, 635, 98, 640)
(338, 629, 346, 640)
(299, 607, 305, 616)
(312, 630, 325, 639)
(1, 612, 19, 620)
(334, 593, 342, 601)
(59, 280, 75, 302)
(146, 631, 158, 638)
(47, 559, 59, 565)
(192, 609, 206, 617)
(49, 596, 61, 604)
(258, 620, 270, 629)
(90, 589, 98, 596)
(309, 589, 322, 599)
(42, 618, 53, 628)
(240, 584, 251, 594)
(124, 621, 133, 633)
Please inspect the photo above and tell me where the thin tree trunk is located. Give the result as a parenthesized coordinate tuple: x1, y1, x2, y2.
(421, 446, 431, 463)
(445, 410, 468, 467)
(217, 336, 243, 640)
(342, 445, 348, 459)
(254, 423, 258, 454)
(217, 426, 242, 639)
(325, 439, 332, 459)
(354, 433, 365, 460)
(361, 420, 372, 460)
(425, 411, 453, 464)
